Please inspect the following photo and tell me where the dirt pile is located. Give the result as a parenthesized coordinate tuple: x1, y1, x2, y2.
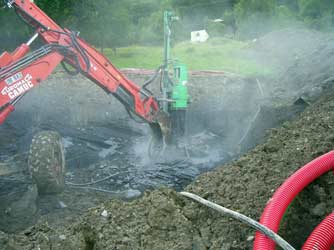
(1, 86, 334, 250)
(253, 28, 334, 103)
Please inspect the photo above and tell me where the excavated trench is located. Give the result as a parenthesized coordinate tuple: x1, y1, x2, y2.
(0, 28, 334, 249)
(0, 68, 308, 233)
(0, 71, 278, 229)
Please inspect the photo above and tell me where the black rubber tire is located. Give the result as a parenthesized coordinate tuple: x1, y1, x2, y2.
(28, 131, 65, 194)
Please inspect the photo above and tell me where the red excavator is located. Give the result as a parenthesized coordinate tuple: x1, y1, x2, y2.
(0, 0, 172, 193)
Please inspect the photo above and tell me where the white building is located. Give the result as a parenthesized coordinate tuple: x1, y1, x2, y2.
(191, 30, 209, 43)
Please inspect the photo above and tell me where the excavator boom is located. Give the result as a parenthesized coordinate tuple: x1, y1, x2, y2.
(0, 0, 165, 128)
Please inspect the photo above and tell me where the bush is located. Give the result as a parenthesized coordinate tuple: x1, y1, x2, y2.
(206, 22, 226, 37)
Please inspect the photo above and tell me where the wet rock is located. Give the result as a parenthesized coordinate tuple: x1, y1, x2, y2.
(59, 234, 66, 240)
(247, 235, 254, 242)
(124, 189, 141, 199)
(101, 210, 108, 218)
(58, 201, 67, 208)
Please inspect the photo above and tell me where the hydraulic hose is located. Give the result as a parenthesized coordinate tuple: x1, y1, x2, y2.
(302, 212, 334, 250)
(254, 151, 334, 250)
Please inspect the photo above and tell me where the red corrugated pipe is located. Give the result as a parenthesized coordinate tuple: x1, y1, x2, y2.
(254, 151, 334, 250)
(302, 212, 334, 250)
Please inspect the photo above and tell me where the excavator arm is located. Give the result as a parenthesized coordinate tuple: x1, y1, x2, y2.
(0, 0, 167, 135)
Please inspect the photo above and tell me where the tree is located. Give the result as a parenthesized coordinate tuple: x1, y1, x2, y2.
(72, 0, 133, 51)
(298, 0, 334, 28)
(0, 6, 31, 50)
(171, 0, 236, 31)
(277, 0, 299, 12)
(35, 0, 77, 26)
(131, 0, 173, 45)
(3, 0, 334, 49)
(234, 0, 276, 19)
(298, 0, 321, 19)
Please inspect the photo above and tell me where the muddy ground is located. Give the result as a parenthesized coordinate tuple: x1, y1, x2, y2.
(0, 60, 289, 234)
(1, 28, 334, 249)
(0, 71, 263, 234)
(1, 84, 334, 250)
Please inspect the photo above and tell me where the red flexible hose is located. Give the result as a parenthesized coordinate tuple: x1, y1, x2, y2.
(254, 151, 334, 250)
(302, 212, 334, 250)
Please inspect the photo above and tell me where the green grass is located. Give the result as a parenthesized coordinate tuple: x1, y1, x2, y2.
(104, 46, 163, 69)
(103, 38, 273, 77)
